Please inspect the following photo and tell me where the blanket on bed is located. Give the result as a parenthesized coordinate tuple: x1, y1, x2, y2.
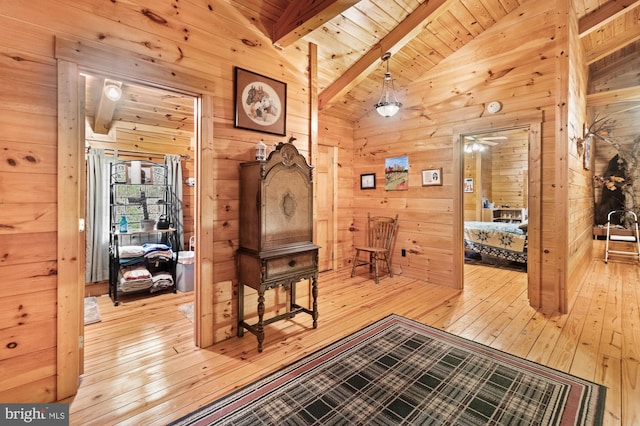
(464, 221, 526, 254)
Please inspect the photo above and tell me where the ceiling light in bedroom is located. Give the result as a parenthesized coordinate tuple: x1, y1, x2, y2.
(103, 81, 122, 102)
(464, 142, 485, 153)
(374, 52, 402, 117)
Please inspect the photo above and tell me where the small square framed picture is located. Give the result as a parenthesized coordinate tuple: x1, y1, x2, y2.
(422, 168, 443, 186)
(360, 173, 376, 189)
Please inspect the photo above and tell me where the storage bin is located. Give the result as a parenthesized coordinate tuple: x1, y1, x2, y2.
(176, 251, 194, 292)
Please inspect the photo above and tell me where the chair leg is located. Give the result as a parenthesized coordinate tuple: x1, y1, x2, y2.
(351, 249, 360, 277)
(384, 254, 393, 278)
(373, 254, 380, 284)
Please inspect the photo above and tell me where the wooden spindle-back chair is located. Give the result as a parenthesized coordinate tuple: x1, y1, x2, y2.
(350, 213, 398, 284)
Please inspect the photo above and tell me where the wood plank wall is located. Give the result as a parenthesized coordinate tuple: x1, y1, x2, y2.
(351, 1, 590, 309)
(463, 135, 528, 221)
(0, 0, 597, 403)
(490, 136, 528, 210)
(565, 0, 593, 305)
(463, 152, 481, 221)
(0, 0, 311, 402)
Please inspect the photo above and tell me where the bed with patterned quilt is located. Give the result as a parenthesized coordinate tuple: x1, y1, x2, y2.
(464, 221, 528, 264)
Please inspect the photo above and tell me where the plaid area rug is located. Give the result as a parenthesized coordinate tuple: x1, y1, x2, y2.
(168, 314, 606, 426)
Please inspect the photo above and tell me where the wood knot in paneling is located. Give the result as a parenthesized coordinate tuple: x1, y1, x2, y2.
(141, 9, 168, 25)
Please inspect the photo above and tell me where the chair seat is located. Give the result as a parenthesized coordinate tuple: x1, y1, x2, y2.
(354, 246, 387, 253)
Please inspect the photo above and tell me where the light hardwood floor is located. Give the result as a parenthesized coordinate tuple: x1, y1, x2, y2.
(66, 248, 639, 425)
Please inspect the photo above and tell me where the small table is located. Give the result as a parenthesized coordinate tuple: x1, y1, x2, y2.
(237, 244, 319, 352)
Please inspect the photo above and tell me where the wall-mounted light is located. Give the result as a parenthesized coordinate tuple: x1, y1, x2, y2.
(374, 52, 402, 117)
(103, 82, 122, 101)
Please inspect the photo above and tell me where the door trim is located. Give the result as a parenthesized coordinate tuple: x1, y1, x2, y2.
(453, 112, 542, 306)
(55, 37, 215, 399)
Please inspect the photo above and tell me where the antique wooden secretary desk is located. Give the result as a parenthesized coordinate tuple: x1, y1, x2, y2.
(237, 141, 319, 352)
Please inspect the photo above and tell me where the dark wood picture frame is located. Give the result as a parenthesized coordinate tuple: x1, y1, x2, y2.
(234, 66, 287, 136)
(360, 173, 376, 189)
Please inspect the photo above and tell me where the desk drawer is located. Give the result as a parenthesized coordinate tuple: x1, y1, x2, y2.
(265, 251, 315, 279)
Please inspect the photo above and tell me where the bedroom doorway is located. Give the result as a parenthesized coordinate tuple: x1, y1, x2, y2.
(462, 128, 529, 274)
(454, 115, 541, 304)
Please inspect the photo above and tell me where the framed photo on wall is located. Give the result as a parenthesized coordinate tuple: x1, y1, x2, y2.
(234, 67, 287, 136)
(464, 177, 474, 192)
(360, 173, 376, 189)
(422, 168, 443, 186)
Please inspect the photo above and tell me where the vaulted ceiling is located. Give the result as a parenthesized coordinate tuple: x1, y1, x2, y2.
(239, 0, 640, 121)
(85, 0, 640, 134)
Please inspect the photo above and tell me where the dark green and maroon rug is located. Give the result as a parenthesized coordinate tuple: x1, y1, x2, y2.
(169, 314, 605, 425)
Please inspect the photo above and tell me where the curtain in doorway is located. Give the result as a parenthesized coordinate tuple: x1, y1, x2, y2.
(85, 148, 112, 283)
(165, 154, 184, 251)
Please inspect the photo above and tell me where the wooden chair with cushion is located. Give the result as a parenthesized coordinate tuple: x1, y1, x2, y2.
(351, 213, 398, 284)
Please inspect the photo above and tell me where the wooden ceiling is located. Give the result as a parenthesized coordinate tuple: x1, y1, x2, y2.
(83, 73, 195, 137)
(84, 0, 640, 133)
(247, 0, 640, 121)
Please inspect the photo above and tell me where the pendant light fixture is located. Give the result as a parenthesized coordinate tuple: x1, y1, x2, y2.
(374, 52, 402, 117)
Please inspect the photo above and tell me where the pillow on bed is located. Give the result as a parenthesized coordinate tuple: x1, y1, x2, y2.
(518, 221, 528, 231)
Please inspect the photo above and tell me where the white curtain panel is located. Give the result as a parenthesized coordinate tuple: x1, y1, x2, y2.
(85, 148, 112, 283)
(165, 154, 184, 250)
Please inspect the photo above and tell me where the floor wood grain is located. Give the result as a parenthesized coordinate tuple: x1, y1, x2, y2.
(66, 251, 638, 425)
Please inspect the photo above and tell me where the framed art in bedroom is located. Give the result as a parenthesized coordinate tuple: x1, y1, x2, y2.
(234, 67, 287, 136)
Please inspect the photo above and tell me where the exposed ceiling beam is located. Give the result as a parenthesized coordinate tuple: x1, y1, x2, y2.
(273, 0, 360, 48)
(93, 79, 121, 134)
(318, 0, 452, 111)
(579, 0, 640, 37)
(587, 86, 640, 106)
(585, 22, 640, 64)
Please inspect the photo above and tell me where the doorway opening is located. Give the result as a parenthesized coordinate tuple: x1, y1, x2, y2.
(462, 128, 529, 274)
(454, 116, 541, 304)
(80, 71, 198, 368)
(82, 72, 197, 298)
(55, 37, 215, 399)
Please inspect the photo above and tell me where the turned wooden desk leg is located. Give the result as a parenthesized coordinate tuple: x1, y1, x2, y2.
(289, 280, 297, 319)
(312, 274, 318, 329)
(256, 288, 266, 352)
